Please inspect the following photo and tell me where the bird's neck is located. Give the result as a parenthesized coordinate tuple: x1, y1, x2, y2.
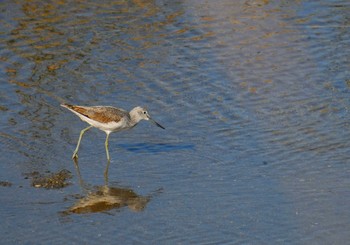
(129, 111, 141, 127)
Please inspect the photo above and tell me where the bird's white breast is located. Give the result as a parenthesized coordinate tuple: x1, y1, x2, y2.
(77, 113, 130, 134)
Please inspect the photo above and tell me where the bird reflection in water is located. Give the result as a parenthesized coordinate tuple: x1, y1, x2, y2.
(63, 158, 158, 215)
(68, 184, 150, 214)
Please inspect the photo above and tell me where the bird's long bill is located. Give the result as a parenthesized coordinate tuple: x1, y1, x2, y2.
(149, 118, 165, 129)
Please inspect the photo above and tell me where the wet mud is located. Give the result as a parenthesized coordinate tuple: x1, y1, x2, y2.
(24, 169, 72, 189)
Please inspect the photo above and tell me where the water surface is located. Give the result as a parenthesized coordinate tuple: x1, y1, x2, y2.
(1, 0, 350, 244)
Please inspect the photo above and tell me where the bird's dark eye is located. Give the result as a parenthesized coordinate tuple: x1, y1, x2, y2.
(143, 111, 147, 114)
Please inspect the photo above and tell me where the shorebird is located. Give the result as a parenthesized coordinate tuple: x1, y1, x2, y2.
(61, 103, 165, 161)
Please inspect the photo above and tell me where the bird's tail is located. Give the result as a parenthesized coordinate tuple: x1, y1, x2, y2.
(61, 103, 73, 109)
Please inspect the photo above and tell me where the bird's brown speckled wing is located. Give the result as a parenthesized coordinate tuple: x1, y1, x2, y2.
(64, 104, 129, 123)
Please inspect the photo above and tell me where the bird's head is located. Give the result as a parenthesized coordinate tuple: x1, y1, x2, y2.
(130, 106, 165, 129)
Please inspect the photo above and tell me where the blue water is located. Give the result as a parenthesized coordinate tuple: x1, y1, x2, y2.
(1, 0, 350, 244)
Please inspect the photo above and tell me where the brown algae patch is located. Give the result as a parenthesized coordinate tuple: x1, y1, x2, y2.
(0, 181, 12, 187)
(25, 169, 72, 189)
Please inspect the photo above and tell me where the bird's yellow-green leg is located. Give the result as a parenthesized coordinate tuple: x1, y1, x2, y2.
(105, 132, 111, 162)
(72, 126, 93, 159)
(104, 133, 111, 184)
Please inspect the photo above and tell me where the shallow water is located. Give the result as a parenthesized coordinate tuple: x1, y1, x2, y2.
(1, 0, 350, 244)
